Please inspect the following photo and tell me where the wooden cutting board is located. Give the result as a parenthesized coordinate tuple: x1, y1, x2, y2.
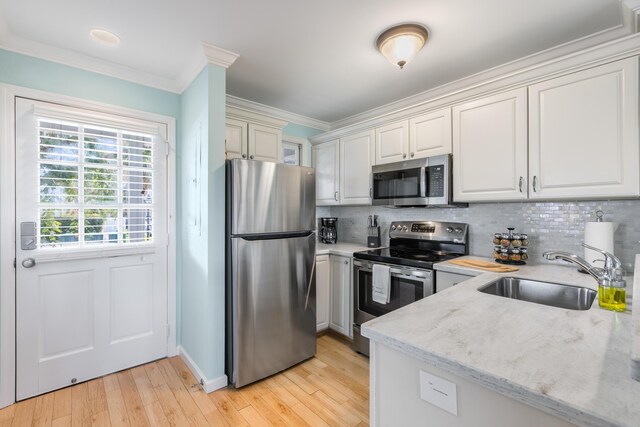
(448, 259, 520, 272)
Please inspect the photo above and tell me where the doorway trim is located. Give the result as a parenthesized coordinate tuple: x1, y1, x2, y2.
(0, 84, 177, 408)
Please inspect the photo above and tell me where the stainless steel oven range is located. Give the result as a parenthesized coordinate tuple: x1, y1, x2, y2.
(352, 220, 469, 356)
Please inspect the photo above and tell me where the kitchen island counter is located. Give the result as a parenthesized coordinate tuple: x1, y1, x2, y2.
(316, 242, 371, 257)
(362, 261, 639, 427)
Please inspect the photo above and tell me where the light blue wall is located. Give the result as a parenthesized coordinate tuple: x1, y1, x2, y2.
(283, 122, 324, 139)
(178, 64, 227, 381)
(0, 49, 179, 118)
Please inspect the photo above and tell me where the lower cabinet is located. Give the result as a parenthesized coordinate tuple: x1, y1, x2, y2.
(330, 255, 353, 338)
(315, 255, 330, 332)
(436, 271, 473, 293)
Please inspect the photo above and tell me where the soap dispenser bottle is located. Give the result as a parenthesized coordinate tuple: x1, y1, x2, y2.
(598, 266, 626, 312)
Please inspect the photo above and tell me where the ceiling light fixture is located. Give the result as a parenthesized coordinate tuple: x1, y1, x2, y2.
(89, 28, 121, 47)
(376, 23, 428, 69)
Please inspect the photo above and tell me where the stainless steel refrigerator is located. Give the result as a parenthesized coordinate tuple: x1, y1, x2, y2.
(225, 159, 316, 388)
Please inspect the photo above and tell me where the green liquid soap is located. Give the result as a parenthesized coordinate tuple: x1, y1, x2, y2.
(598, 285, 626, 312)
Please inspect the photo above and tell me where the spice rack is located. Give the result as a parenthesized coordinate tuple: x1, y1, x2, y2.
(492, 227, 529, 265)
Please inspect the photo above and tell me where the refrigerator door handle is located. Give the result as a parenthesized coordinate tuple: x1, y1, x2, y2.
(304, 257, 316, 311)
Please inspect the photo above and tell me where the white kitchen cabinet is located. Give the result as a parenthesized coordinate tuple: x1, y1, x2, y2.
(340, 130, 374, 204)
(313, 139, 340, 205)
(375, 120, 408, 165)
(314, 132, 374, 206)
(436, 271, 473, 293)
(330, 255, 352, 338)
(375, 108, 452, 165)
(452, 88, 529, 202)
(528, 57, 639, 199)
(225, 120, 282, 162)
(409, 108, 452, 158)
(315, 255, 330, 332)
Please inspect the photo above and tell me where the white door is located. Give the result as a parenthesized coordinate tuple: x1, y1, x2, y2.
(409, 108, 452, 159)
(340, 131, 374, 205)
(15, 98, 169, 400)
(248, 123, 282, 162)
(329, 255, 351, 337)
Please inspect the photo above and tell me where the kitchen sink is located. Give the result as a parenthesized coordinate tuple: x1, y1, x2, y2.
(478, 277, 597, 310)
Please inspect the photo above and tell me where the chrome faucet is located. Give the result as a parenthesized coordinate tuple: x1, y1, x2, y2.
(543, 243, 626, 288)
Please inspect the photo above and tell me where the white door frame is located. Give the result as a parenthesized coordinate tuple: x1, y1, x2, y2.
(0, 84, 177, 408)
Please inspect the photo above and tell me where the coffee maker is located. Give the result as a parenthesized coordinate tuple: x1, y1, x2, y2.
(319, 217, 338, 244)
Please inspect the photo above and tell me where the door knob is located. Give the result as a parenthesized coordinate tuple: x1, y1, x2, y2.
(22, 258, 36, 268)
(249, 155, 254, 159)
(242, 154, 247, 159)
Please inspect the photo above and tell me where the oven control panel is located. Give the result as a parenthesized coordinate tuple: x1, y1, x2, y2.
(389, 221, 468, 243)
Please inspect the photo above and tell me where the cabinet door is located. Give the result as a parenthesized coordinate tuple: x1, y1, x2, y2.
(313, 140, 340, 206)
(528, 58, 639, 199)
(329, 255, 351, 337)
(452, 88, 528, 202)
(375, 121, 409, 165)
(248, 123, 282, 162)
(315, 255, 330, 332)
(409, 108, 452, 159)
(436, 271, 472, 293)
(225, 119, 247, 160)
(340, 131, 374, 205)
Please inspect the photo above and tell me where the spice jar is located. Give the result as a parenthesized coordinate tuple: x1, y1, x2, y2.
(500, 248, 510, 261)
(520, 248, 528, 261)
(493, 233, 502, 245)
(511, 233, 522, 247)
(521, 234, 529, 246)
(492, 246, 502, 259)
(500, 237, 511, 247)
(510, 248, 522, 261)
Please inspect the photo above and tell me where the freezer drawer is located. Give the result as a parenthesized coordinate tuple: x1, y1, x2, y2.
(228, 232, 316, 387)
(227, 159, 316, 235)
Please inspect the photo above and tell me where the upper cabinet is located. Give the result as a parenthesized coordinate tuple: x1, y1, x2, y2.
(375, 108, 452, 165)
(528, 57, 639, 199)
(314, 131, 374, 206)
(453, 58, 639, 202)
(313, 139, 340, 205)
(225, 107, 287, 163)
(452, 88, 528, 202)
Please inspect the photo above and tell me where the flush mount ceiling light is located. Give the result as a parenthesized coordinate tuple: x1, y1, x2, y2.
(89, 28, 121, 46)
(376, 23, 429, 69)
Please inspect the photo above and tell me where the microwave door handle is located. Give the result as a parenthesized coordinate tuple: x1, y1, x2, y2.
(420, 167, 427, 198)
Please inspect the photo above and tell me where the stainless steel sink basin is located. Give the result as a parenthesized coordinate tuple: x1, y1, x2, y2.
(478, 277, 597, 310)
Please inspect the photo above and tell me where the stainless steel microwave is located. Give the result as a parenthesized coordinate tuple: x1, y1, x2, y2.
(371, 154, 462, 207)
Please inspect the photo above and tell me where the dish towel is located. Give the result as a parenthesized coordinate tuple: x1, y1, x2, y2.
(372, 264, 391, 304)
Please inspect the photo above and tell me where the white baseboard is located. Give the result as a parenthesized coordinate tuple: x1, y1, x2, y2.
(177, 345, 228, 394)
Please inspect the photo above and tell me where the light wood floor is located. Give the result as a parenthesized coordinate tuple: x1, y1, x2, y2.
(0, 335, 369, 427)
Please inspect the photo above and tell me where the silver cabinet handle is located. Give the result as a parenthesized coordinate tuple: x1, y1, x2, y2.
(519, 176, 524, 193)
(249, 155, 254, 160)
(242, 154, 247, 159)
(334, 191, 339, 201)
(533, 176, 538, 193)
(22, 258, 36, 268)
(410, 152, 415, 158)
(369, 187, 372, 197)
(402, 153, 407, 159)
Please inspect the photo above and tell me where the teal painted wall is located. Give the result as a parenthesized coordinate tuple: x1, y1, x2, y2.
(283, 122, 324, 139)
(0, 49, 179, 118)
(178, 64, 227, 381)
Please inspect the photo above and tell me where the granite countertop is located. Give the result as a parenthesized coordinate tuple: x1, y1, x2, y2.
(631, 255, 640, 381)
(316, 241, 371, 256)
(362, 258, 640, 427)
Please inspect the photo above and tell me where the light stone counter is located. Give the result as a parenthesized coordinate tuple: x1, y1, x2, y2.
(631, 254, 640, 382)
(316, 241, 371, 257)
(362, 262, 639, 427)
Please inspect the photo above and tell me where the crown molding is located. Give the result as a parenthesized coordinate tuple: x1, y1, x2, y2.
(226, 95, 330, 131)
(329, 24, 633, 131)
(311, 31, 640, 144)
(201, 41, 239, 69)
(0, 34, 182, 93)
(226, 105, 289, 129)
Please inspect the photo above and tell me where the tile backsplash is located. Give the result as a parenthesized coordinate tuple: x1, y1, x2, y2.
(317, 200, 640, 271)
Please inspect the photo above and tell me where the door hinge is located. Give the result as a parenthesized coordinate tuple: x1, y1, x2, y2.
(166, 325, 171, 338)
(165, 141, 170, 157)
(166, 234, 170, 247)
(13, 258, 16, 269)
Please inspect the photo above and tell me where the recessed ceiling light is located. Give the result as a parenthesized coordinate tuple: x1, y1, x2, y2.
(89, 28, 121, 46)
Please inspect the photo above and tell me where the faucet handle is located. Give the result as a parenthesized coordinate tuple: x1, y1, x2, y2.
(581, 242, 621, 269)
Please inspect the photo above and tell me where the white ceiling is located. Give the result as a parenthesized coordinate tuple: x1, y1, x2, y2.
(0, 0, 630, 124)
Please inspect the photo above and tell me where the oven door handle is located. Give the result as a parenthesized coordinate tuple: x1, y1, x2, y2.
(420, 166, 427, 198)
(356, 266, 431, 279)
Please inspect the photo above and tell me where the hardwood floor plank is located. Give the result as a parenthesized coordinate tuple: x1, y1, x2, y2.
(168, 358, 217, 415)
(209, 390, 249, 426)
(116, 371, 151, 427)
(282, 370, 318, 395)
(202, 408, 232, 427)
(311, 390, 361, 427)
(52, 388, 72, 421)
(130, 366, 158, 407)
(142, 400, 168, 426)
(222, 388, 251, 411)
(70, 383, 92, 427)
(32, 393, 54, 427)
(187, 412, 210, 427)
(51, 415, 71, 427)
(11, 398, 36, 427)
(259, 390, 311, 427)
(153, 383, 190, 427)
(89, 411, 111, 427)
(289, 403, 330, 427)
(239, 387, 288, 427)
(104, 384, 131, 427)
(143, 362, 166, 389)
(238, 405, 270, 427)
(157, 359, 201, 419)
(0, 405, 15, 422)
(87, 379, 108, 417)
